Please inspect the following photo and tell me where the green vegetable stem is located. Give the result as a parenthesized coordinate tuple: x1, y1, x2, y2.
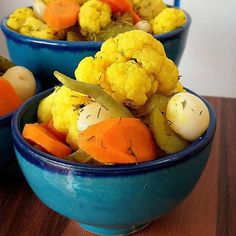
(54, 71, 134, 118)
(65, 149, 93, 164)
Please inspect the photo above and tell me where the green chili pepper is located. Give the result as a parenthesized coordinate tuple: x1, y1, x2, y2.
(0, 55, 15, 73)
(54, 71, 134, 118)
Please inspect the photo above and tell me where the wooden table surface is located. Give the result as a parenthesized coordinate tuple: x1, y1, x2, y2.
(0, 96, 235, 236)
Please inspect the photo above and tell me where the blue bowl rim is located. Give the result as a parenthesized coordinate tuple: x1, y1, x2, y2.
(0, 110, 14, 124)
(0, 7, 191, 49)
(12, 87, 216, 175)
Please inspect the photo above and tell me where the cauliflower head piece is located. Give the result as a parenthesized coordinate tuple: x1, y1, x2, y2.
(51, 86, 90, 149)
(37, 88, 58, 123)
(7, 8, 35, 32)
(20, 17, 65, 40)
(129, 0, 166, 20)
(79, 0, 112, 35)
(75, 30, 179, 108)
(152, 8, 187, 34)
(37, 86, 89, 150)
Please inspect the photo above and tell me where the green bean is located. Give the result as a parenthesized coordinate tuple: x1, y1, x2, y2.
(54, 71, 134, 118)
(0, 55, 15, 73)
(65, 149, 93, 164)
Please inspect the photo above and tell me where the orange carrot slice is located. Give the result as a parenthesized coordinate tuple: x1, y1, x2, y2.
(23, 123, 72, 158)
(101, 0, 140, 23)
(44, 0, 80, 31)
(0, 77, 23, 116)
(78, 118, 158, 164)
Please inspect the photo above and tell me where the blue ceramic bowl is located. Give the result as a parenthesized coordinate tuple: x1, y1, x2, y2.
(11, 88, 216, 235)
(0, 78, 41, 169)
(1, 8, 191, 89)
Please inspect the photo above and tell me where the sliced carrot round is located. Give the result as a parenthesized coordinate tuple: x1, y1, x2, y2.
(78, 118, 158, 164)
(23, 123, 72, 158)
(44, 0, 80, 31)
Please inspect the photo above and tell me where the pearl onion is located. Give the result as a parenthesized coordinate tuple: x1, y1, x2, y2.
(77, 102, 113, 131)
(135, 20, 151, 32)
(166, 92, 210, 141)
(33, 0, 46, 20)
(3, 66, 36, 101)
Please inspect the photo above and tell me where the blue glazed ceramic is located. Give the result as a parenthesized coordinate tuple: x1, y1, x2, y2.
(1, 8, 191, 89)
(0, 111, 15, 168)
(11, 88, 216, 236)
(0, 78, 41, 169)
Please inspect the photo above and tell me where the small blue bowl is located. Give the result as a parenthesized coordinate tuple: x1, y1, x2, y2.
(0, 78, 41, 169)
(11, 88, 216, 235)
(1, 9, 191, 89)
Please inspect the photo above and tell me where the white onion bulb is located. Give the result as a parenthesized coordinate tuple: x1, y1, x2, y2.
(77, 102, 113, 131)
(3, 66, 36, 101)
(33, 0, 46, 20)
(166, 92, 210, 141)
(135, 20, 151, 32)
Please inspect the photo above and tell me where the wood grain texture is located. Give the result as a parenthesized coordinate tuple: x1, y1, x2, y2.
(0, 97, 235, 236)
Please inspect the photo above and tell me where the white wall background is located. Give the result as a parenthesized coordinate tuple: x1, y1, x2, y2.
(0, 0, 236, 98)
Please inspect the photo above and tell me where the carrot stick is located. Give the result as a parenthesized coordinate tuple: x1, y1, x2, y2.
(101, 0, 140, 23)
(0, 77, 23, 116)
(78, 118, 158, 164)
(44, 0, 80, 31)
(22, 123, 72, 158)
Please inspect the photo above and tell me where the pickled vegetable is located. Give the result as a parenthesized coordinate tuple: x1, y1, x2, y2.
(166, 92, 210, 141)
(33, 0, 46, 20)
(146, 94, 188, 153)
(54, 71, 134, 118)
(65, 148, 94, 163)
(77, 102, 113, 131)
(90, 20, 135, 41)
(3, 66, 36, 101)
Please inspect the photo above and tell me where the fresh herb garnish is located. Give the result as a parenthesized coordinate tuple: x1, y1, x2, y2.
(181, 100, 187, 109)
(86, 114, 91, 119)
(87, 136, 95, 142)
(97, 107, 102, 119)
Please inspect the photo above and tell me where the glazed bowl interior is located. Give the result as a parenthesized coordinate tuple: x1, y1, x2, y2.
(1, 8, 191, 89)
(11, 87, 216, 235)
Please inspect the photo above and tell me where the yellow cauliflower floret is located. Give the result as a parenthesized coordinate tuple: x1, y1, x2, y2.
(50, 86, 89, 149)
(157, 58, 179, 95)
(170, 81, 185, 95)
(79, 0, 111, 35)
(152, 8, 187, 34)
(75, 56, 112, 91)
(20, 17, 64, 40)
(6, 8, 35, 32)
(106, 62, 152, 107)
(75, 30, 179, 108)
(130, 0, 166, 20)
(37, 88, 58, 123)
